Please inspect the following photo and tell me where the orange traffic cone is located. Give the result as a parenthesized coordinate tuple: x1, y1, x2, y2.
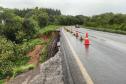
(86, 32, 88, 38)
(84, 32, 90, 45)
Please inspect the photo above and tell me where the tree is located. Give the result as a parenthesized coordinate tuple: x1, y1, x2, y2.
(38, 14, 49, 27)
(75, 15, 85, 25)
(22, 18, 39, 39)
(3, 16, 23, 43)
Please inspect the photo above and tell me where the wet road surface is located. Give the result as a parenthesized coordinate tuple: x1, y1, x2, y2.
(63, 27, 126, 84)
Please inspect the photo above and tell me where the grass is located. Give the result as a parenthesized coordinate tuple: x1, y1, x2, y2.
(15, 56, 30, 66)
(0, 80, 4, 84)
(12, 64, 36, 77)
(29, 38, 45, 45)
(38, 25, 61, 35)
(83, 26, 126, 35)
(18, 38, 46, 55)
(40, 44, 48, 63)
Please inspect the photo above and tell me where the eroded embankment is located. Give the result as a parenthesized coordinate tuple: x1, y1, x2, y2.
(28, 45, 43, 65)
(7, 30, 63, 84)
(27, 30, 60, 66)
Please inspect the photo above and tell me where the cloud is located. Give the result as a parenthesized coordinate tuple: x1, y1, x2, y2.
(0, 0, 126, 16)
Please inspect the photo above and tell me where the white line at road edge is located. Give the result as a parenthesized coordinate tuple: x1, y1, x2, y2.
(62, 29, 94, 84)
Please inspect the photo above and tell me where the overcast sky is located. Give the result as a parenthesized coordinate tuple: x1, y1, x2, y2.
(0, 0, 126, 16)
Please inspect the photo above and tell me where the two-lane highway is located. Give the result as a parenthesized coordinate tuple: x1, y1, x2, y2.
(61, 27, 126, 84)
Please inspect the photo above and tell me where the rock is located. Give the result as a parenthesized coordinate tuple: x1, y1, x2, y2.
(8, 51, 64, 84)
(29, 51, 64, 84)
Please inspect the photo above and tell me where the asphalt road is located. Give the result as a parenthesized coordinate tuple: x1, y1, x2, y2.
(62, 26, 126, 84)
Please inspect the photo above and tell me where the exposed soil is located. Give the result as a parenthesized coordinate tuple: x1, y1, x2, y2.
(40, 35, 49, 41)
(27, 35, 49, 65)
(28, 45, 43, 65)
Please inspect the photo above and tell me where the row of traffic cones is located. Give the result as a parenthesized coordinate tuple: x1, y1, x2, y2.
(68, 28, 90, 45)
(64, 28, 90, 45)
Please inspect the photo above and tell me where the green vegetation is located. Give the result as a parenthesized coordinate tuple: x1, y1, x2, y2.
(0, 80, 4, 84)
(13, 64, 35, 77)
(38, 25, 60, 35)
(0, 37, 45, 80)
(0, 7, 61, 81)
(57, 15, 85, 25)
(84, 13, 126, 33)
(17, 38, 44, 55)
(38, 25, 60, 63)
(84, 26, 126, 34)
(40, 46, 48, 63)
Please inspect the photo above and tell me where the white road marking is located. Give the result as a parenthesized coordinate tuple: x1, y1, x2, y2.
(62, 28, 94, 84)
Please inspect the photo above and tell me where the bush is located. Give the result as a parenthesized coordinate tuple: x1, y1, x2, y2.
(0, 80, 4, 84)
(38, 25, 60, 35)
(2, 16, 23, 43)
(17, 38, 44, 55)
(13, 64, 35, 77)
(120, 23, 126, 31)
(22, 18, 39, 39)
(38, 14, 49, 27)
(84, 12, 126, 32)
(0, 36, 15, 79)
(40, 46, 48, 63)
(0, 37, 42, 79)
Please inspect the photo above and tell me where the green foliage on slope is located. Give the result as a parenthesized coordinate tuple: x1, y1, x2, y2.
(0, 7, 61, 81)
